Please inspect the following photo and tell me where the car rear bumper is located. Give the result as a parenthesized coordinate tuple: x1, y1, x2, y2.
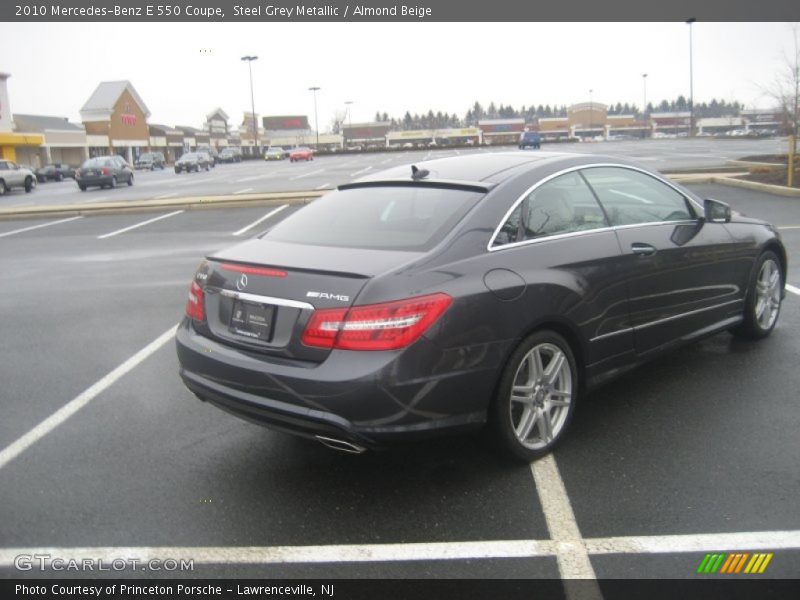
(175, 318, 496, 446)
(77, 176, 113, 186)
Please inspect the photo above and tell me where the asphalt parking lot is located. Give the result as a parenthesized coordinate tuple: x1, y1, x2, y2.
(0, 179, 798, 590)
(1, 137, 789, 209)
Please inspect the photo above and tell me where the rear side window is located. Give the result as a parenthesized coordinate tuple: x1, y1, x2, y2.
(266, 186, 483, 251)
(581, 167, 695, 226)
(493, 171, 608, 246)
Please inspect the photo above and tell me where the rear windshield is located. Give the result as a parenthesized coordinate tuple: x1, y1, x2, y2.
(266, 185, 483, 251)
(82, 158, 112, 167)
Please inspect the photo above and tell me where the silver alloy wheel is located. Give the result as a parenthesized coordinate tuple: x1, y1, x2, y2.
(509, 342, 573, 450)
(755, 258, 781, 330)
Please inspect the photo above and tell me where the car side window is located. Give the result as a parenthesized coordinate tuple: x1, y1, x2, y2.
(0, 161, 7, 170)
(493, 171, 608, 246)
(581, 167, 695, 226)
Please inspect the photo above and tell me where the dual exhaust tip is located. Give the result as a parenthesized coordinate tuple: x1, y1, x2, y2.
(315, 435, 367, 454)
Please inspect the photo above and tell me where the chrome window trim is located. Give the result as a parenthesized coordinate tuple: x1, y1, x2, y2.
(219, 289, 315, 311)
(487, 163, 704, 253)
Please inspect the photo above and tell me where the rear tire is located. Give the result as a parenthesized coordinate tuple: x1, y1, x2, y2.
(79, 185, 87, 191)
(731, 251, 783, 340)
(24, 177, 34, 193)
(0, 180, 6, 195)
(127, 174, 134, 186)
(489, 330, 579, 462)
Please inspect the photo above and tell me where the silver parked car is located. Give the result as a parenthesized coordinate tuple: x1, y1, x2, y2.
(0, 160, 37, 195)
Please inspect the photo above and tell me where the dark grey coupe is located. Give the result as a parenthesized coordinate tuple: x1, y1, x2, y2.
(176, 152, 786, 461)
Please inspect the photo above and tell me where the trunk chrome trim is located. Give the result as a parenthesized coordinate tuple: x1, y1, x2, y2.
(219, 289, 315, 311)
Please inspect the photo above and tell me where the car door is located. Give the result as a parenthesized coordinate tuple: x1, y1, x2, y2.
(490, 170, 634, 372)
(581, 166, 740, 356)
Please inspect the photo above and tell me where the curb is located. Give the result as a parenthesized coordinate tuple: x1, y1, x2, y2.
(706, 176, 800, 198)
(0, 190, 327, 221)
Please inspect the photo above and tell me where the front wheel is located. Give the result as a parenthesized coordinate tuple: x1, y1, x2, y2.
(24, 177, 35, 192)
(732, 251, 783, 340)
(127, 174, 134, 186)
(489, 330, 579, 462)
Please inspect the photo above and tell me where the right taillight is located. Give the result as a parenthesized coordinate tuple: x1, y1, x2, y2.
(301, 293, 452, 351)
(186, 280, 205, 321)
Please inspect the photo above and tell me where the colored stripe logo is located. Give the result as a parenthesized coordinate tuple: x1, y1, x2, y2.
(697, 552, 773, 574)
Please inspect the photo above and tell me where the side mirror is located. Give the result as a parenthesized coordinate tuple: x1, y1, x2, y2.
(703, 198, 731, 223)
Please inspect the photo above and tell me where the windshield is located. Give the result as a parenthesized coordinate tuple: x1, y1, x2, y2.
(266, 185, 483, 251)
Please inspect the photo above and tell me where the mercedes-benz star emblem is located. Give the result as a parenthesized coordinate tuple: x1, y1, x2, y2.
(236, 273, 248, 291)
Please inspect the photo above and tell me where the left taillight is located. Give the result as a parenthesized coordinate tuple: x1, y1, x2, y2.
(301, 293, 452, 351)
(186, 280, 205, 321)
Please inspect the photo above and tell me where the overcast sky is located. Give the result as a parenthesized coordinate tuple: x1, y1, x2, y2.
(0, 22, 796, 131)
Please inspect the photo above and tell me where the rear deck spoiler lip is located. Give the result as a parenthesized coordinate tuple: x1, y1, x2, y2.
(337, 179, 494, 194)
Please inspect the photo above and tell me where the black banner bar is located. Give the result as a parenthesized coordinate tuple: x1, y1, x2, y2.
(4, 579, 800, 600)
(1, 0, 799, 23)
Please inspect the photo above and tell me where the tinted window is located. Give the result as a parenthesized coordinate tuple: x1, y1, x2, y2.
(0, 161, 8, 170)
(581, 167, 695, 226)
(493, 171, 608, 246)
(267, 186, 483, 251)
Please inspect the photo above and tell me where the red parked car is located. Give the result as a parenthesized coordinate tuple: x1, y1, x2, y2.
(289, 147, 314, 162)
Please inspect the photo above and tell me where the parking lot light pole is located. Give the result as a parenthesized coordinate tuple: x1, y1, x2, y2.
(309, 86, 321, 149)
(686, 18, 696, 137)
(241, 56, 259, 156)
(589, 89, 593, 139)
(642, 74, 648, 138)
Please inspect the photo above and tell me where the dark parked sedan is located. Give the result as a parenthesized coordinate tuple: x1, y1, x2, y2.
(75, 156, 133, 190)
(176, 152, 787, 460)
(36, 163, 75, 182)
(175, 152, 212, 174)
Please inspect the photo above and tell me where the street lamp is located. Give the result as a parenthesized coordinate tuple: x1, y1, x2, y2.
(589, 89, 593, 139)
(642, 73, 648, 138)
(309, 86, 320, 149)
(345, 100, 353, 127)
(241, 55, 259, 155)
(686, 18, 696, 137)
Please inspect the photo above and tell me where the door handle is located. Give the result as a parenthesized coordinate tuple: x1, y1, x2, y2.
(631, 243, 657, 256)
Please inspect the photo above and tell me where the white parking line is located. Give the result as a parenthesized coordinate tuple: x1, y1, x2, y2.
(155, 192, 178, 199)
(233, 188, 254, 195)
(350, 166, 372, 176)
(779, 225, 800, 230)
(314, 183, 331, 190)
(531, 456, 602, 598)
(97, 210, 184, 239)
(232, 204, 289, 236)
(236, 174, 271, 183)
(0, 325, 177, 471)
(2, 529, 797, 567)
(786, 284, 800, 296)
(585, 530, 800, 555)
(0, 216, 83, 239)
(289, 168, 325, 181)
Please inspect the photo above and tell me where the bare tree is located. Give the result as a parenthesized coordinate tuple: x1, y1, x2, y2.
(329, 109, 347, 134)
(765, 24, 800, 151)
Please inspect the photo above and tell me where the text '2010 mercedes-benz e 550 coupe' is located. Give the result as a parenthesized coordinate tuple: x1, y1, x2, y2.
(176, 152, 787, 461)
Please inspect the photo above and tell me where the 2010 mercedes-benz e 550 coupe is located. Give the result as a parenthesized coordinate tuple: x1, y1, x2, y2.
(176, 152, 787, 461)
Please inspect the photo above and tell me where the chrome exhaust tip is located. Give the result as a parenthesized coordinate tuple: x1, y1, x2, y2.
(315, 435, 367, 454)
